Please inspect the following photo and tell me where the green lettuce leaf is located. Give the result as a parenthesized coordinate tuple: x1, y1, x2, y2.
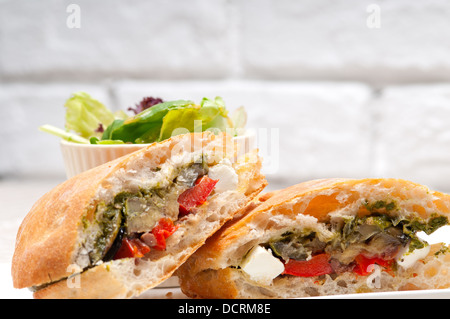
(158, 102, 229, 141)
(107, 96, 234, 143)
(103, 99, 195, 143)
(42, 93, 245, 145)
(230, 106, 247, 136)
(65, 92, 116, 139)
(39, 124, 90, 144)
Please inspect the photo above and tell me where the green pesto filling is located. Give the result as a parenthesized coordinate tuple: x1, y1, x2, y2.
(402, 215, 448, 235)
(89, 206, 122, 263)
(82, 160, 208, 265)
(267, 201, 449, 269)
(363, 200, 397, 212)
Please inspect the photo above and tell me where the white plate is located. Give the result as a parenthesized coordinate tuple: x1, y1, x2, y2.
(304, 288, 450, 299)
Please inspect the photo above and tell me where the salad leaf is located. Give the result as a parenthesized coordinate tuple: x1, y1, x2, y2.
(101, 119, 125, 140)
(200, 97, 246, 136)
(158, 102, 228, 141)
(230, 106, 247, 136)
(65, 92, 116, 139)
(128, 97, 164, 115)
(200, 96, 226, 108)
(39, 124, 89, 144)
(90, 137, 125, 145)
(40, 93, 246, 145)
(158, 108, 200, 141)
(105, 97, 233, 143)
(104, 100, 196, 143)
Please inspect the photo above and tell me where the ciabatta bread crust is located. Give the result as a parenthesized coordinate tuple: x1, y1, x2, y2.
(12, 156, 119, 290)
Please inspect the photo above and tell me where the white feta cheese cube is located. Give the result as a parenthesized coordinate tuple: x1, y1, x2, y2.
(208, 162, 238, 193)
(240, 245, 284, 285)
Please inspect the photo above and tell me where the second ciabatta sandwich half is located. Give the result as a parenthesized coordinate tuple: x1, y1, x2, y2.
(177, 178, 450, 298)
(11, 132, 267, 298)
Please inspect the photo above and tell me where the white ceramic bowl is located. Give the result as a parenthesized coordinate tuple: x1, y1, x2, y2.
(60, 141, 149, 179)
(60, 131, 256, 179)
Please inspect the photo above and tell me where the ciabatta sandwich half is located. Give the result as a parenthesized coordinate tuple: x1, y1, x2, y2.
(177, 178, 450, 298)
(12, 132, 267, 298)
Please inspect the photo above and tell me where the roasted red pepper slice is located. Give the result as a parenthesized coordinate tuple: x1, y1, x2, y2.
(113, 237, 150, 260)
(177, 175, 218, 216)
(151, 218, 179, 251)
(282, 253, 333, 277)
(353, 254, 394, 276)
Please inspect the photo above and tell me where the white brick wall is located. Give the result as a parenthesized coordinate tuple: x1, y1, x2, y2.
(373, 84, 450, 191)
(0, 0, 233, 81)
(3, 0, 450, 84)
(2, 0, 450, 193)
(238, 0, 450, 85)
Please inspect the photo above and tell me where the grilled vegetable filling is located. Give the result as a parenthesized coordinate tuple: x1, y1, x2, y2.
(82, 160, 219, 266)
(264, 209, 448, 278)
